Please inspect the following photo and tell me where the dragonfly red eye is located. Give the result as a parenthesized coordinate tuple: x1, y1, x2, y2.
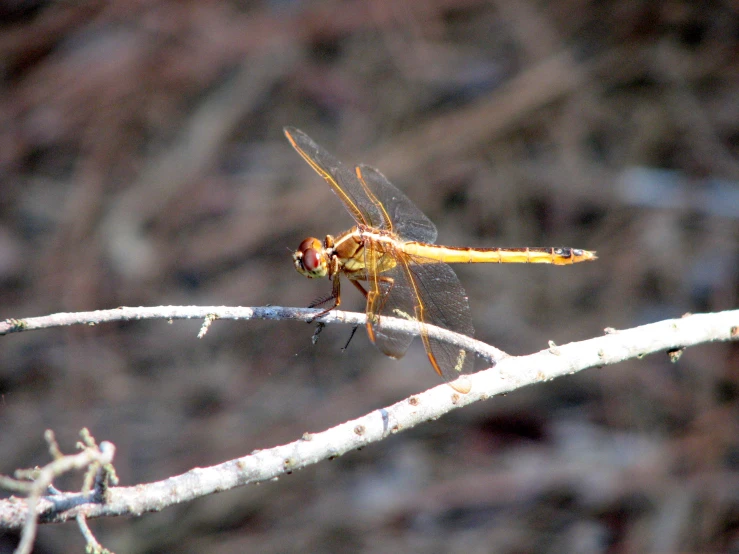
(302, 248, 322, 272)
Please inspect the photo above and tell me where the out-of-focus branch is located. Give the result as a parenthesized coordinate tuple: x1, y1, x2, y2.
(1, 430, 116, 554)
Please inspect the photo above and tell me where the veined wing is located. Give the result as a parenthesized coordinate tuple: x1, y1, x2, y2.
(284, 127, 389, 230)
(364, 244, 475, 388)
(356, 165, 437, 244)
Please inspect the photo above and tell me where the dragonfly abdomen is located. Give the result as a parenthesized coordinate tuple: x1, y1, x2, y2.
(403, 243, 597, 265)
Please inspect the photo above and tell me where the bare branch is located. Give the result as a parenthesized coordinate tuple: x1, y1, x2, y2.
(1, 309, 736, 530)
(0, 305, 508, 361)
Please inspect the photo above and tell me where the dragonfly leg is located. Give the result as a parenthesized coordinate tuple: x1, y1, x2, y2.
(336, 281, 364, 351)
(350, 279, 369, 298)
(311, 321, 325, 344)
(308, 270, 342, 321)
(308, 293, 337, 309)
(341, 325, 359, 351)
(365, 276, 395, 341)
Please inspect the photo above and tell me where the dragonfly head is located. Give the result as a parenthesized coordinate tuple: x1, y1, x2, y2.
(294, 237, 329, 279)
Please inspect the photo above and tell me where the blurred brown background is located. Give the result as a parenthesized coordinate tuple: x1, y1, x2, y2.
(1, 1, 738, 552)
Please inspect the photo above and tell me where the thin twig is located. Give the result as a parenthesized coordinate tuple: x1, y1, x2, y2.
(0, 305, 509, 362)
(77, 513, 113, 554)
(6, 432, 116, 554)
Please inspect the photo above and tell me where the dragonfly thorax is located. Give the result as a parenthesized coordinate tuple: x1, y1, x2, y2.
(294, 237, 330, 278)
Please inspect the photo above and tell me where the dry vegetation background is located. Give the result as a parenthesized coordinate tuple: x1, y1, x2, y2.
(1, 1, 738, 552)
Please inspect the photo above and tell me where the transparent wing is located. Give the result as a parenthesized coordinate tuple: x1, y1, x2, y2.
(356, 164, 437, 244)
(284, 127, 389, 230)
(365, 246, 476, 385)
(364, 247, 414, 359)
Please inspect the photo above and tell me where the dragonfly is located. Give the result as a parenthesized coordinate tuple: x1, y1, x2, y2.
(285, 127, 596, 393)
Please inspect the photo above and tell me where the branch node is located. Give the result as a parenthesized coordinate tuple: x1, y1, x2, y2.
(548, 340, 561, 355)
(198, 314, 219, 338)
